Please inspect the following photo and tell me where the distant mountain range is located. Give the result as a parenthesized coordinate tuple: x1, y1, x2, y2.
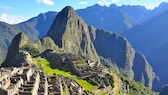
(123, 9, 168, 91)
(0, 2, 168, 92)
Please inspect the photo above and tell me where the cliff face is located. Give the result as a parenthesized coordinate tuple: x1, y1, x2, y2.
(89, 28, 134, 77)
(89, 28, 156, 88)
(48, 6, 100, 62)
(133, 52, 156, 88)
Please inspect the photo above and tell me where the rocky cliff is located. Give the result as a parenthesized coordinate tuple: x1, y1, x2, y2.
(89, 28, 156, 88)
(48, 6, 100, 63)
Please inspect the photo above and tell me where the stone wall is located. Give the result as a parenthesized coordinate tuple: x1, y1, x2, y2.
(0, 65, 88, 95)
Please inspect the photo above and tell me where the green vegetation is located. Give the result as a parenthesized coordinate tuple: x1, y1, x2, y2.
(21, 43, 39, 57)
(73, 60, 85, 65)
(100, 56, 120, 73)
(63, 84, 70, 95)
(99, 92, 107, 95)
(109, 77, 114, 88)
(33, 57, 97, 91)
(118, 74, 157, 95)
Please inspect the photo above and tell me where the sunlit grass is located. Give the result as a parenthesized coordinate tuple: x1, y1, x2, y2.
(33, 57, 97, 91)
(99, 92, 107, 95)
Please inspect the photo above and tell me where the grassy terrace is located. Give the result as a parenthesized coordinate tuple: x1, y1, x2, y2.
(33, 57, 97, 92)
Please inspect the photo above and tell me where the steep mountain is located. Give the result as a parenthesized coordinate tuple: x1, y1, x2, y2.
(1, 32, 39, 67)
(21, 11, 57, 38)
(0, 21, 40, 64)
(1, 32, 62, 67)
(47, 6, 100, 63)
(123, 10, 168, 90)
(88, 28, 156, 88)
(132, 52, 157, 88)
(47, 6, 157, 89)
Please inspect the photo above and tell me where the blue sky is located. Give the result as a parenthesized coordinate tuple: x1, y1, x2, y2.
(0, 0, 168, 24)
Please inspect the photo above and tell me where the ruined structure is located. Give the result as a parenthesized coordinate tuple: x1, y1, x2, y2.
(0, 65, 88, 95)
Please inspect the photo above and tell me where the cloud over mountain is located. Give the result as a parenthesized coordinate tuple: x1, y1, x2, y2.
(36, 0, 55, 5)
(97, 0, 111, 6)
(0, 13, 28, 24)
(78, 1, 88, 5)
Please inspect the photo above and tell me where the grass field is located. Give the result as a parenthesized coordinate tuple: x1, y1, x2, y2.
(33, 57, 97, 91)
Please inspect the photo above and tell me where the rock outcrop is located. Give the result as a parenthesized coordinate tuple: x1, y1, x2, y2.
(48, 6, 100, 63)
(90, 29, 135, 78)
(89, 28, 156, 88)
(1, 32, 39, 67)
(133, 52, 156, 88)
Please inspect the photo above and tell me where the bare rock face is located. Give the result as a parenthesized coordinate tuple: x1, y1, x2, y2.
(89, 28, 156, 88)
(90, 29, 135, 78)
(133, 52, 156, 88)
(48, 6, 100, 63)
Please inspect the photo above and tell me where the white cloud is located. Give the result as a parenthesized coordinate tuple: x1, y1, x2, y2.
(112, 0, 120, 3)
(97, 0, 111, 6)
(0, 13, 28, 24)
(0, 5, 12, 10)
(37, 0, 54, 5)
(78, 1, 88, 5)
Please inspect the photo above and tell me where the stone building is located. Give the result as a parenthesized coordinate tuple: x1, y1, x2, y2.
(0, 64, 88, 95)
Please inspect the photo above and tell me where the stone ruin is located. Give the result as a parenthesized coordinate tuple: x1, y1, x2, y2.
(0, 65, 88, 95)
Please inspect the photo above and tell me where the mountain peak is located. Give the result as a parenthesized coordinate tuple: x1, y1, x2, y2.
(59, 6, 77, 18)
(63, 6, 74, 11)
(159, 2, 168, 7)
(10, 32, 28, 48)
(47, 6, 83, 48)
(47, 6, 100, 63)
(1, 32, 39, 67)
